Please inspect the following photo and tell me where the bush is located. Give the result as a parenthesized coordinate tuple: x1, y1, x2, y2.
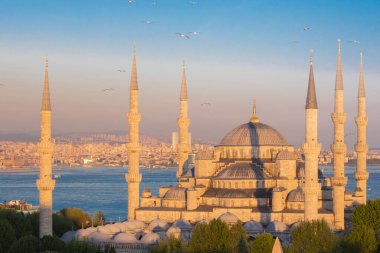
(93, 211, 105, 227)
(352, 199, 380, 237)
(0, 219, 17, 252)
(341, 225, 378, 253)
(53, 213, 75, 237)
(8, 235, 39, 253)
(150, 237, 189, 253)
(290, 220, 337, 253)
(39, 235, 66, 252)
(59, 208, 91, 228)
(249, 233, 274, 253)
(62, 239, 102, 253)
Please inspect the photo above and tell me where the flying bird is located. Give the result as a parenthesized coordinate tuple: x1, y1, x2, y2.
(142, 20, 154, 24)
(188, 31, 200, 36)
(103, 88, 114, 92)
(176, 33, 190, 39)
(126, 0, 135, 3)
(302, 27, 312, 32)
(201, 102, 211, 107)
(349, 40, 360, 45)
(116, 69, 126, 72)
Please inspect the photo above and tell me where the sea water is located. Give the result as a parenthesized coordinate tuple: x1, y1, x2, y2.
(0, 166, 379, 221)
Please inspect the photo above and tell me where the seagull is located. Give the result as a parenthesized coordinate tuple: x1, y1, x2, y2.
(188, 31, 200, 36)
(116, 69, 126, 72)
(126, 0, 135, 3)
(142, 20, 153, 25)
(201, 102, 211, 107)
(302, 27, 312, 32)
(176, 33, 190, 39)
(103, 88, 114, 92)
(349, 40, 360, 45)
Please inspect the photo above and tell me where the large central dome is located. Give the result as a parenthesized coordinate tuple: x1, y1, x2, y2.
(219, 122, 288, 146)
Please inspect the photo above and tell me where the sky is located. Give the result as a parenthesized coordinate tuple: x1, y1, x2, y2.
(0, 0, 379, 149)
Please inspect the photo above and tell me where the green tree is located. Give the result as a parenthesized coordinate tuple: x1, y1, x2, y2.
(291, 220, 337, 253)
(59, 208, 91, 228)
(8, 235, 39, 253)
(341, 225, 377, 253)
(93, 211, 105, 227)
(0, 219, 17, 253)
(150, 237, 189, 253)
(230, 221, 247, 252)
(63, 239, 102, 253)
(352, 199, 380, 237)
(0, 209, 25, 238)
(53, 213, 75, 237)
(40, 235, 66, 252)
(249, 233, 274, 253)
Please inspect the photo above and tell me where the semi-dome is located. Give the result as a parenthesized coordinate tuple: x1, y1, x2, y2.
(287, 187, 305, 202)
(163, 188, 186, 201)
(218, 212, 239, 225)
(113, 233, 139, 244)
(216, 163, 266, 179)
(219, 122, 288, 146)
(243, 221, 264, 233)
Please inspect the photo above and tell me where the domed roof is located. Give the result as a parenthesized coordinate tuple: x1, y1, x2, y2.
(290, 222, 301, 232)
(140, 233, 160, 244)
(219, 122, 288, 146)
(287, 187, 305, 202)
(266, 221, 288, 233)
(173, 219, 192, 230)
(113, 233, 139, 243)
(218, 212, 239, 225)
(61, 231, 76, 243)
(123, 219, 147, 232)
(75, 227, 97, 239)
(86, 231, 112, 242)
(216, 163, 266, 179)
(276, 150, 297, 160)
(163, 188, 186, 201)
(166, 225, 181, 239)
(148, 219, 170, 232)
(243, 221, 264, 233)
(104, 224, 122, 234)
(97, 225, 114, 235)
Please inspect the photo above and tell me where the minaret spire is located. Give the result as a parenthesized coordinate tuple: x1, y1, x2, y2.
(331, 39, 347, 230)
(125, 47, 142, 219)
(302, 49, 321, 222)
(37, 57, 55, 237)
(306, 50, 318, 109)
(177, 61, 191, 178)
(354, 52, 369, 205)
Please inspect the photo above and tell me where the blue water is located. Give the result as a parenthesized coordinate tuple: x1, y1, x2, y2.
(0, 166, 379, 221)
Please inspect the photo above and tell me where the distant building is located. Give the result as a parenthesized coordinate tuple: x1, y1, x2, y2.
(171, 132, 178, 150)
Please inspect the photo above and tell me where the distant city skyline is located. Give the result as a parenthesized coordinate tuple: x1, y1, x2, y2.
(0, 0, 379, 149)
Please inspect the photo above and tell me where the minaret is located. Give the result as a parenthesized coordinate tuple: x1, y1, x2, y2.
(331, 39, 347, 230)
(177, 61, 191, 178)
(301, 50, 321, 222)
(125, 47, 142, 219)
(354, 52, 369, 205)
(36, 57, 55, 237)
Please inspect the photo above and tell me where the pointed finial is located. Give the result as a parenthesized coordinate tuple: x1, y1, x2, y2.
(130, 46, 138, 90)
(306, 50, 318, 109)
(335, 39, 343, 90)
(358, 52, 365, 98)
(41, 56, 51, 111)
(338, 38, 341, 53)
(310, 49, 314, 65)
(250, 99, 259, 123)
(180, 60, 188, 100)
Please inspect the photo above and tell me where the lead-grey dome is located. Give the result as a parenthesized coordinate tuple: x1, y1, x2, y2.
(163, 188, 186, 201)
(287, 187, 305, 202)
(219, 122, 288, 146)
(216, 163, 266, 179)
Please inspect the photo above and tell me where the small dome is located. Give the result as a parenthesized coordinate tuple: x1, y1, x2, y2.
(243, 221, 264, 233)
(173, 220, 192, 231)
(142, 188, 152, 198)
(75, 227, 97, 239)
(86, 231, 112, 242)
(113, 233, 139, 244)
(219, 122, 289, 146)
(61, 231, 76, 243)
(104, 224, 121, 234)
(216, 163, 265, 179)
(164, 188, 186, 201)
(276, 150, 297, 160)
(287, 187, 305, 202)
(113, 222, 125, 231)
(266, 221, 288, 233)
(149, 219, 170, 232)
(123, 219, 147, 232)
(97, 226, 114, 235)
(218, 212, 239, 225)
(290, 222, 301, 232)
(166, 225, 181, 239)
(140, 233, 160, 244)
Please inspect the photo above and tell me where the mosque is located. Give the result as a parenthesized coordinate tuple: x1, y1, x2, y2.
(37, 41, 368, 242)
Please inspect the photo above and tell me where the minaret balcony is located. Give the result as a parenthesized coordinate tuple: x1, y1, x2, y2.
(331, 112, 347, 124)
(354, 171, 369, 181)
(331, 176, 347, 186)
(331, 143, 346, 154)
(127, 112, 141, 123)
(127, 143, 140, 153)
(301, 143, 321, 155)
(125, 173, 142, 183)
(355, 116, 368, 126)
(355, 143, 368, 153)
(38, 142, 54, 155)
(36, 178, 55, 191)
